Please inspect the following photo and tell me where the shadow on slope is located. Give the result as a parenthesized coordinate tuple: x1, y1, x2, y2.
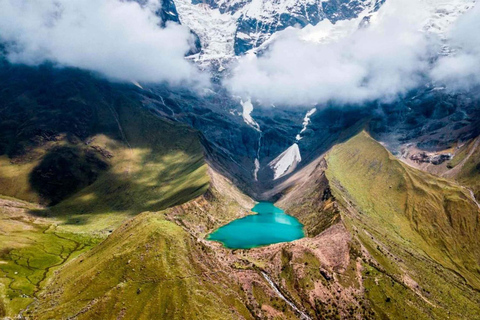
(0, 63, 209, 230)
(29, 145, 110, 205)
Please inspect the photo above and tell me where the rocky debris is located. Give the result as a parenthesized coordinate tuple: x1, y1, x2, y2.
(409, 152, 451, 165)
(89, 145, 114, 159)
(321, 187, 333, 201)
(319, 268, 332, 281)
(297, 223, 352, 273)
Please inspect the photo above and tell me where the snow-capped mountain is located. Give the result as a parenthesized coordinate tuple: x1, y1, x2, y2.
(419, 0, 475, 36)
(149, 0, 476, 66)
(170, 0, 386, 63)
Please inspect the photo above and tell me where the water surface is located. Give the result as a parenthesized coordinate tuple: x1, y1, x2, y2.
(208, 202, 304, 249)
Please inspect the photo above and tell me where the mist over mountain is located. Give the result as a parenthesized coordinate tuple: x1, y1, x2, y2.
(0, 0, 206, 85)
(432, 4, 480, 90)
(2, 0, 479, 100)
(227, 0, 480, 106)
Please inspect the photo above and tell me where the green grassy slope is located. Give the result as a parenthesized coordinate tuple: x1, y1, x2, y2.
(0, 64, 209, 233)
(162, 167, 256, 238)
(0, 65, 212, 317)
(275, 158, 341, 237)
(45, 102, 209, 233)
(26, 164, 258, 319)
(29, 212, 253, 320)
(0, 196, 101, 317)
(326, 131, 480, 319)
(446, 136, 480, 200)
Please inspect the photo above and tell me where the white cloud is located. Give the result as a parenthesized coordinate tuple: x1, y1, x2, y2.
(0, 0, 477, 100)
(431, 4, 480, 91)
(0, 0, 207, 86)
(226, 0, 480, 107)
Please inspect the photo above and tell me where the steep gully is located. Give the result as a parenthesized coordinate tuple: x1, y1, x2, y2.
(468, 188, 480, 210)
(261, 271, 311, 320)
(240, 99, 317, 182)
(238, 103, 316, 318)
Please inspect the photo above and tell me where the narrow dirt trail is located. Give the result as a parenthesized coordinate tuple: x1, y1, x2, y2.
(467, 188, 480, 210)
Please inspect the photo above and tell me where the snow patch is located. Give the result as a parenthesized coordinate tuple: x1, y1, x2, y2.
(236, 32, 252, 40)
(299, 16, 365, 44)
(229, 109, 241, 116)
(420, 0, 475, 37)
(296, 107, 316, 141)
(268, 143, 301, 180)
(241, 98, 260, 131)
(132, 81, 144, 89)
(254, 158, 260, 181)
(173, 0, 239, 63)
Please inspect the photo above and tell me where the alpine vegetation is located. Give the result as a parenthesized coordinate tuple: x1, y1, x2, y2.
(1, 0, 480, 319)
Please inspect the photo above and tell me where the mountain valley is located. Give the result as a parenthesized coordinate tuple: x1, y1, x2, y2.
(1, 0, 480, 319)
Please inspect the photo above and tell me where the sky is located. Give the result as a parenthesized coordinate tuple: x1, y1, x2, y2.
(0, 0, 478, 104)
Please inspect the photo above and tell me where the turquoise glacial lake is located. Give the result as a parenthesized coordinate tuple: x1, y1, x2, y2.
(207, 202, 305, 249)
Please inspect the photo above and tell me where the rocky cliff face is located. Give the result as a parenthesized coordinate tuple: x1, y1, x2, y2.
(142, 79, 480, 199)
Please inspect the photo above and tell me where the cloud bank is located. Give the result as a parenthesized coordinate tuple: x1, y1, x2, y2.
(226, 0, 479, 107)
(0, 0, 478, 101)
(431, 4, 480, 92)
(0, 0, 205, 86)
